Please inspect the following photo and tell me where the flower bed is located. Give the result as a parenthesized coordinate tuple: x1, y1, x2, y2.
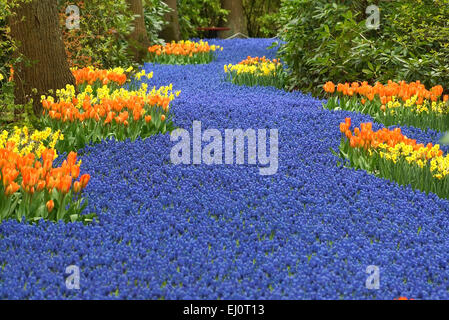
(337, 117, 449, 199)
(0, 126, 62, 158)
(0, 142, 92, 223)
(224, 56, 285, 89)
(40, 79, 178, 153)
(323, 80, 449, 132)
(72, 67, 128, 87)
(148, 40, 223, 65)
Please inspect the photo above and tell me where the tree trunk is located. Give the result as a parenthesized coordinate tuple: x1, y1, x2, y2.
(160, 0, 180, 41)
(9, 0, 75, 116)
(126, 0, 151, 63)
(220, 0, 248, 38)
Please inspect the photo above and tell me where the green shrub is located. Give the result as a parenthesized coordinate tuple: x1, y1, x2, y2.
(143, 0, 171, 45)
(277, 0, 449, 96)
(58, 0, 135, 69)
(0, 0, 18, 93)
(177, 0, 229, 39)
(177, 0, 281, 39)
(243, 0, 281, 37)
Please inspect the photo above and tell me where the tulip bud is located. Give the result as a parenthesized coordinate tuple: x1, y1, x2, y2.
(80, 174, 91, 188)
(73, 181, 82, 194)
(36, 180, 46, 192)
(46, 200, 54, 213)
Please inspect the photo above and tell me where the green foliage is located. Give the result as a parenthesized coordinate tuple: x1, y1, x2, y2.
(0, 63, 15, 127)
(143, 0, 171, 45)
(381, 0, 449, 87)
(176, 0, 281, 38)
(3, 0, 170, 70)
(58, 0, 136, 69)
(0, 80, 38, 131)
(257, 11, 281, 38)
(277, 0, 449, 96)
(440, 132, 449, 145)
(243, 0, 281, 37)
(59, 0, 173, 67)
(177, 0, 229, 39)
(177, 0, 280, 38)
(0, 3, 14, 72)
(0, 183, 95, 224)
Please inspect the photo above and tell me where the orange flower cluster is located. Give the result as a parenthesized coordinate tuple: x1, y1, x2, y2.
(1, 141, 90, 197)
(238, 56, 280, 66)
(339, 117, 443, 157)
(72, 67, 127, 86)
(148, 41, 216, 56)
(323, 81, 335, 93)
(42, 94, 170, 125)
(324, 80, 448, 104)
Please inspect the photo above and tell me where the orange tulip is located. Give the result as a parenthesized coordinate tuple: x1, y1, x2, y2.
(5, 182, 20, 196)
(58, 175, 72, 194)
(345, 117, 351, 128)
(327, 80, 445, 107)
(36, 180, 46, 192)
(46, 200, 54, 213)
(345, 130, 352, 139)
(71, 165, 80, 180)
(73, 181, 82, 194)
(80, 174, 90, 188)
(72, 67, 127, 86)
(323, 81, 335, 93)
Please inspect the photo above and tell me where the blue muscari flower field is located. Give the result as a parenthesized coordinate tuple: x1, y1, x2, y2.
(1, 39, 449, 299)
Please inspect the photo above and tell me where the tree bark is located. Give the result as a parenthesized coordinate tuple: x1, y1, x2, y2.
(160, 0, 180, 41)
(220, 0, 248, 38)
(126, 0, 151, 63)
(9, 0, 75, 116)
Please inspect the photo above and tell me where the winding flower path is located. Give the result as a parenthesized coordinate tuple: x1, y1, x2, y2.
(1, 39, 449, 299)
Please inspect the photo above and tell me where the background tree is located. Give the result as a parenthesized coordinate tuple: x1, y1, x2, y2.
(9, 0, 75, 115)
(160, 0, 180, 41)
(126, 0, 151, 63)
(220, 0, 247, 38)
